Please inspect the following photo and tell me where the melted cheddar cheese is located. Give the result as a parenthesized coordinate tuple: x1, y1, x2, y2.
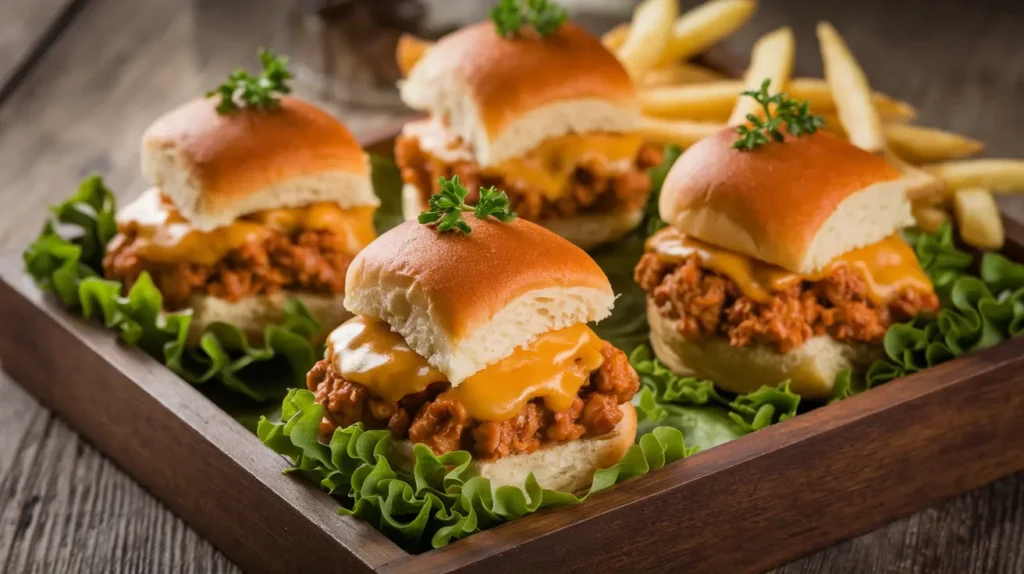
(328, 316, 446, 403)
(647, 227, 934, 305)
(117, 188, 376, 266)
(407, 119, 643, 201)
(329, 316, 606, 422)
(485, 133, 645, 201)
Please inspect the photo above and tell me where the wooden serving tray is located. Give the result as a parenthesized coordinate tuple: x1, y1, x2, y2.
(4, 134, 1024, 574)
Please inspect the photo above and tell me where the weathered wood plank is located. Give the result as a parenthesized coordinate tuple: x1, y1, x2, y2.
(0, 397, 235, 574)
(0, 0, 77, 100)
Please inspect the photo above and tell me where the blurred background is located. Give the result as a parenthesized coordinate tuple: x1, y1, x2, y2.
(278, 0, 1024, 156)
(6, 0, 1021, 248)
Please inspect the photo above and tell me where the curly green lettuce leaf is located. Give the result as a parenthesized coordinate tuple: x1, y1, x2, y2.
(865, 250, 1024, 383)
(629, 345, 725, 406)
(629, 345, 804, 448)
(727, 380, 801, 433)
(634, 386, 743, 451)
(645, 144, 682, 235)
(259, 389, 695, 552)
(903, 222, 974, 299)
(22, 175, 322, 404)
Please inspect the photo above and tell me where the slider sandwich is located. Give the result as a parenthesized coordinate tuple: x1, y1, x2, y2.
(308, 209, 640, 492)
(103, 90, 379, 338)
(635, 128, 940, 397)
(395, 13, 661, 250)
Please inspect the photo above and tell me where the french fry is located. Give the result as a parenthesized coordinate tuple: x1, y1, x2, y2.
(954, 188, 1005, 249)
(657, 0, 758, 66)
(886, 150, 946, 202)
(785, 78, 916, 122)
(817, 22, 884, 153)
(396, 34, 432, 77)
(883, 124, 984, 164)
(641, 77, 913, 123)
(617, 0, 678, 80)
(602, 23, 630, 51)
(911, 203, 952, 234)
(641, 80, 743, 119)
(727, 27, 795, 126)
(643, 62, 727, 87)
(921, 160, 1024, 192)
(640, 116, 725, 148)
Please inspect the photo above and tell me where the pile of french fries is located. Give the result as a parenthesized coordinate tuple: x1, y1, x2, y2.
(394, 0, 1024, 250)
(609, 0, 1024, 250)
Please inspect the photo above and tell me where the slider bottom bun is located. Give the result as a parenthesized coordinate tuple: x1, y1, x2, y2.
(402, 183, 644, 251)
(187, 292, 351, 344)
(393, 403, 637, 494)
(647, 300, 876, 398)
(538, 208, 644, 252)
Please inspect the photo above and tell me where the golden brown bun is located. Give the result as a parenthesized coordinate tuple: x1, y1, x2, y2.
(400, 22, 640, 167)
(647, 301, 877, 398)
(344, 218, 615, 383)
(393, 403, 636, 493)
(142, 96, 377, 230)
(659, 129, 913, 273)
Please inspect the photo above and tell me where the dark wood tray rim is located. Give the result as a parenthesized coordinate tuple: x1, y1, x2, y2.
(3, 134, 1024, 573)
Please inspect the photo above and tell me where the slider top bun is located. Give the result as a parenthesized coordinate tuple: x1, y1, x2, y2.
(141, 96, 378, 231)
(659, 129, 913, 274)
(345, 218, 614, 384)
(400, 22, 640, 168)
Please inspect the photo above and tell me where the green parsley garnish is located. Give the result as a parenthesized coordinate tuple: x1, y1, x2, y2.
(206, 48, 293, 115)
(733, 79, 826, 151)
(491, 0, 568, 38)
(418, 176, 517, 234)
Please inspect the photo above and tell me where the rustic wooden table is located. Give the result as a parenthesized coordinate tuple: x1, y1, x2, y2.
(1, 0, 1022, 572)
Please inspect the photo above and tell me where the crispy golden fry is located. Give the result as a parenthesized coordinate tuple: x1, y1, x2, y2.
(640, 116, 724, 148)
(640, 77, 913, 123)
(911, 203, 952, 234)
(954, 188, 1005, 249)
(785, 78, 916, 122)
(642, 62, 727, 87)
(883, 124, 984, 164)
(658, 0, 758, 66)
(727, 26, 795, 126)
(640, 80, 743, 119)
(602, 23, 630, 51)
(921, 160, 1024, 192)
(396, 34, 432, 77)
(617, 0, 678, 79)
(817, 22, 885, 152)
(886, 150, 946, 202)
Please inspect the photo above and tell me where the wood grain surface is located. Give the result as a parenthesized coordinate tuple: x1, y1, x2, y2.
(1, 0, 1023, 572)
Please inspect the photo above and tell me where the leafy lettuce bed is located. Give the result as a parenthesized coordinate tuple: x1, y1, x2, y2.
(258, 153, 1024, 552)
(258, 390, 692, 551)
(21, 156, 406, 423)
(23, 150, 1024, 553)
(631, 221, 1024, 439)
(23, 176, 325, 413)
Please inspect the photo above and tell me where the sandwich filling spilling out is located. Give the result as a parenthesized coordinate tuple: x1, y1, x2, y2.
(635, 227, 940, 353)
(395, 118, 662, 221)
(103, 189, 376, 309)
(307, 316, 639, 461)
